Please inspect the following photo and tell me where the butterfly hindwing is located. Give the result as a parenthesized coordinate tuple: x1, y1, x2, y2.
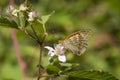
(60, 30, 91, 55)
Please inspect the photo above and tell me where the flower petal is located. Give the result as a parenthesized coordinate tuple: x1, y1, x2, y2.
(44, 46, 54, 51)
(45, 46, 55, 56)
(58, 55, 66, 62)
(54, 43, 64, 50)
(48, 51, 55, 56)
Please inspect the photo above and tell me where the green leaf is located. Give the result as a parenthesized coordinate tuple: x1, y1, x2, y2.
(60, 63, 72, 67)
(46, 65, 60, 74)
(11, 20, 19, 29)
(18, 11, 28, 28)
(0, 17, 18, 29)
(53, 76, 67, 80)
(22, 0, 32, 10)
(40, 11, 55, 24)
(64, 70, 118, 80)
(26, 20, 45, 43)
(60, 63, 80, 74)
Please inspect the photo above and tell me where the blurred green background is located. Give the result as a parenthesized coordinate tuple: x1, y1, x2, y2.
(0, 0, 120, 80)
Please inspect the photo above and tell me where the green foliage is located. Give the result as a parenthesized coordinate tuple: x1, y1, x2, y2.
(40, 11, 55, 24)
(45, 61, 118, 80)
(53, 77, 67, 80)
(17, 11, 28, 28)
(26, 20, 45, 43)
(0, 1, 54, 44)
(65, 70, 118, 80)
(0, 17, 18, 29)
(46, 64, 60, 74)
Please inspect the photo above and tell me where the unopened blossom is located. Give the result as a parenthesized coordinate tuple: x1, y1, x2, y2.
(45, 43, 66, 62)
(6, 5, 14, 13)
(19, 4, 28, 11)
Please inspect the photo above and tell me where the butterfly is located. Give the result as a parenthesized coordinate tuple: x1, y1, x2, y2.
(59, 30, 92, 55)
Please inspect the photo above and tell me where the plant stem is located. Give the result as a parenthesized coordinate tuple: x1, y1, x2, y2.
(37, 43, 43, 80)
(37, 19, 48, 36)
(43, 23, 48, 36)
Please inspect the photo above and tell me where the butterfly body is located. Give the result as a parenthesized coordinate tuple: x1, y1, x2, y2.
(59, 30, 91, 55)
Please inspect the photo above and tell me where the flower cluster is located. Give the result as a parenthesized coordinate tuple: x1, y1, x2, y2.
(6, 4, 38, 22)
(45, 44, 66, 62)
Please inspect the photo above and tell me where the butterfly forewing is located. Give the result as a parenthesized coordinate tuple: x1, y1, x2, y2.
(59, 30, 91, 55)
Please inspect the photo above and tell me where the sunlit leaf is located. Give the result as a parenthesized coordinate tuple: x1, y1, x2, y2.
(40, 11, 55, 24)
(64, 70, 118, 80)
(60, 63, 72, 67)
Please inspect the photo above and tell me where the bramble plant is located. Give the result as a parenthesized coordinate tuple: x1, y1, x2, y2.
(0, 1, 118, 80)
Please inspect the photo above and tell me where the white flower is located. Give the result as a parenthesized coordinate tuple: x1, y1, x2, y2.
(28, 12, 33, 21)
(45, 44, 66, 62)
(12, 9, 20, 17)
(28, 11, 38, 21)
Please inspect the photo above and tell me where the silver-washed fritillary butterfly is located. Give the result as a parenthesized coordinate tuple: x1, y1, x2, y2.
(59, 30, 92, 55)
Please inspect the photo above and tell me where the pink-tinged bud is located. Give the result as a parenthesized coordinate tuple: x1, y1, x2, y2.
(6, 5, 14, 13)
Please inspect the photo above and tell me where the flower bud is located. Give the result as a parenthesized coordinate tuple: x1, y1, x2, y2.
(19, 4, 28, 11)
(6, 5, 14, 13)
